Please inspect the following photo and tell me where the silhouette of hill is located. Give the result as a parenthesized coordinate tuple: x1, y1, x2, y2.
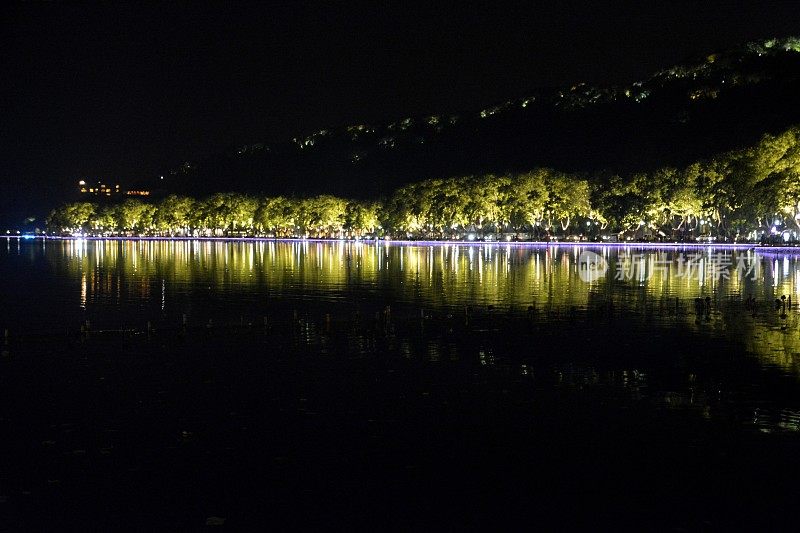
(165, 36, 800, 199)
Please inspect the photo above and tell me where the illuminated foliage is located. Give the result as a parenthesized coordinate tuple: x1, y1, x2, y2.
(254, 196, 296, 236)
(45, 126, 800, 240)
(46, 202, 96, 234)
(153, 195, 196, 235)
(115, 199, 156, 233)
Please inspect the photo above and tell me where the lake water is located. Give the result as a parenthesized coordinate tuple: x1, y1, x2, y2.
(3, 238, 800, 528)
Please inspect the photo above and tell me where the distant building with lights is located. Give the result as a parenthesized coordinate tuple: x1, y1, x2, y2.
(79, 180, 121, 197)
(78, 180, 150, 197)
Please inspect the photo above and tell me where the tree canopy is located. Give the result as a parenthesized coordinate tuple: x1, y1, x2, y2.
(47, 126, 800, 240)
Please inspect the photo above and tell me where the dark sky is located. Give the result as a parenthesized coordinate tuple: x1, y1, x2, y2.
(2, 0, 799, 225)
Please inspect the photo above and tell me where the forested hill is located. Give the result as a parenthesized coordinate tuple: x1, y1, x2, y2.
(165, 36, 800, 199)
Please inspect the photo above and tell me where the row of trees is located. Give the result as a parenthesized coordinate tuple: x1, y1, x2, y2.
(47, 126, 800, 240)
(46, 194, 380, 238)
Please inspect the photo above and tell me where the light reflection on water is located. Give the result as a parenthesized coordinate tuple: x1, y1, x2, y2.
(18, 240, 800, 309)
(4, 239, 800, 323)
(4, 239, 800, 432)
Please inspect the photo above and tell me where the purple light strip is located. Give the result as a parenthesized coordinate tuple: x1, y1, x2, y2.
(11, 234, 800, 253)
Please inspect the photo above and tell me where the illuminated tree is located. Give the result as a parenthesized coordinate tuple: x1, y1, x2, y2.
(153, 195, 196, 235)
(92, 206, 118, 234)
(344, 201, 380, 235)
(116, 199, 155, 234)
(512, 170, 550, 231)
(255, 196, 297, 235)
(544, 172, 591, 232)
(46, 202, 96, 234)
(196, 193, 257, 235)
(303, 195, 347, 236)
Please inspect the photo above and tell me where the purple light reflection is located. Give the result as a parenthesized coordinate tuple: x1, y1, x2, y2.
(24, 235, 800, 254)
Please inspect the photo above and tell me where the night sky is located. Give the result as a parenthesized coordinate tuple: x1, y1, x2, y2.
(2, 1, 799, 227)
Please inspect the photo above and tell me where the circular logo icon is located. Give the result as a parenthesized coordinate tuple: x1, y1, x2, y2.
(578, 250, 608, 282)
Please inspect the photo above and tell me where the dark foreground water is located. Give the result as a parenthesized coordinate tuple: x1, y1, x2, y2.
(2, 239, 800, 529)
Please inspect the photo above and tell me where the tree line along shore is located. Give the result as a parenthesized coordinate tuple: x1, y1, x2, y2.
(46, 126, 800, 242)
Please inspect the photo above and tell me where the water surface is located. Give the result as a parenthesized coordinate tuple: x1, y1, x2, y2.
(3, 239, 800, 528)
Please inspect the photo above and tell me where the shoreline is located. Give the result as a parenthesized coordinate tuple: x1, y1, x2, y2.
(5, 234, 800, 251)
